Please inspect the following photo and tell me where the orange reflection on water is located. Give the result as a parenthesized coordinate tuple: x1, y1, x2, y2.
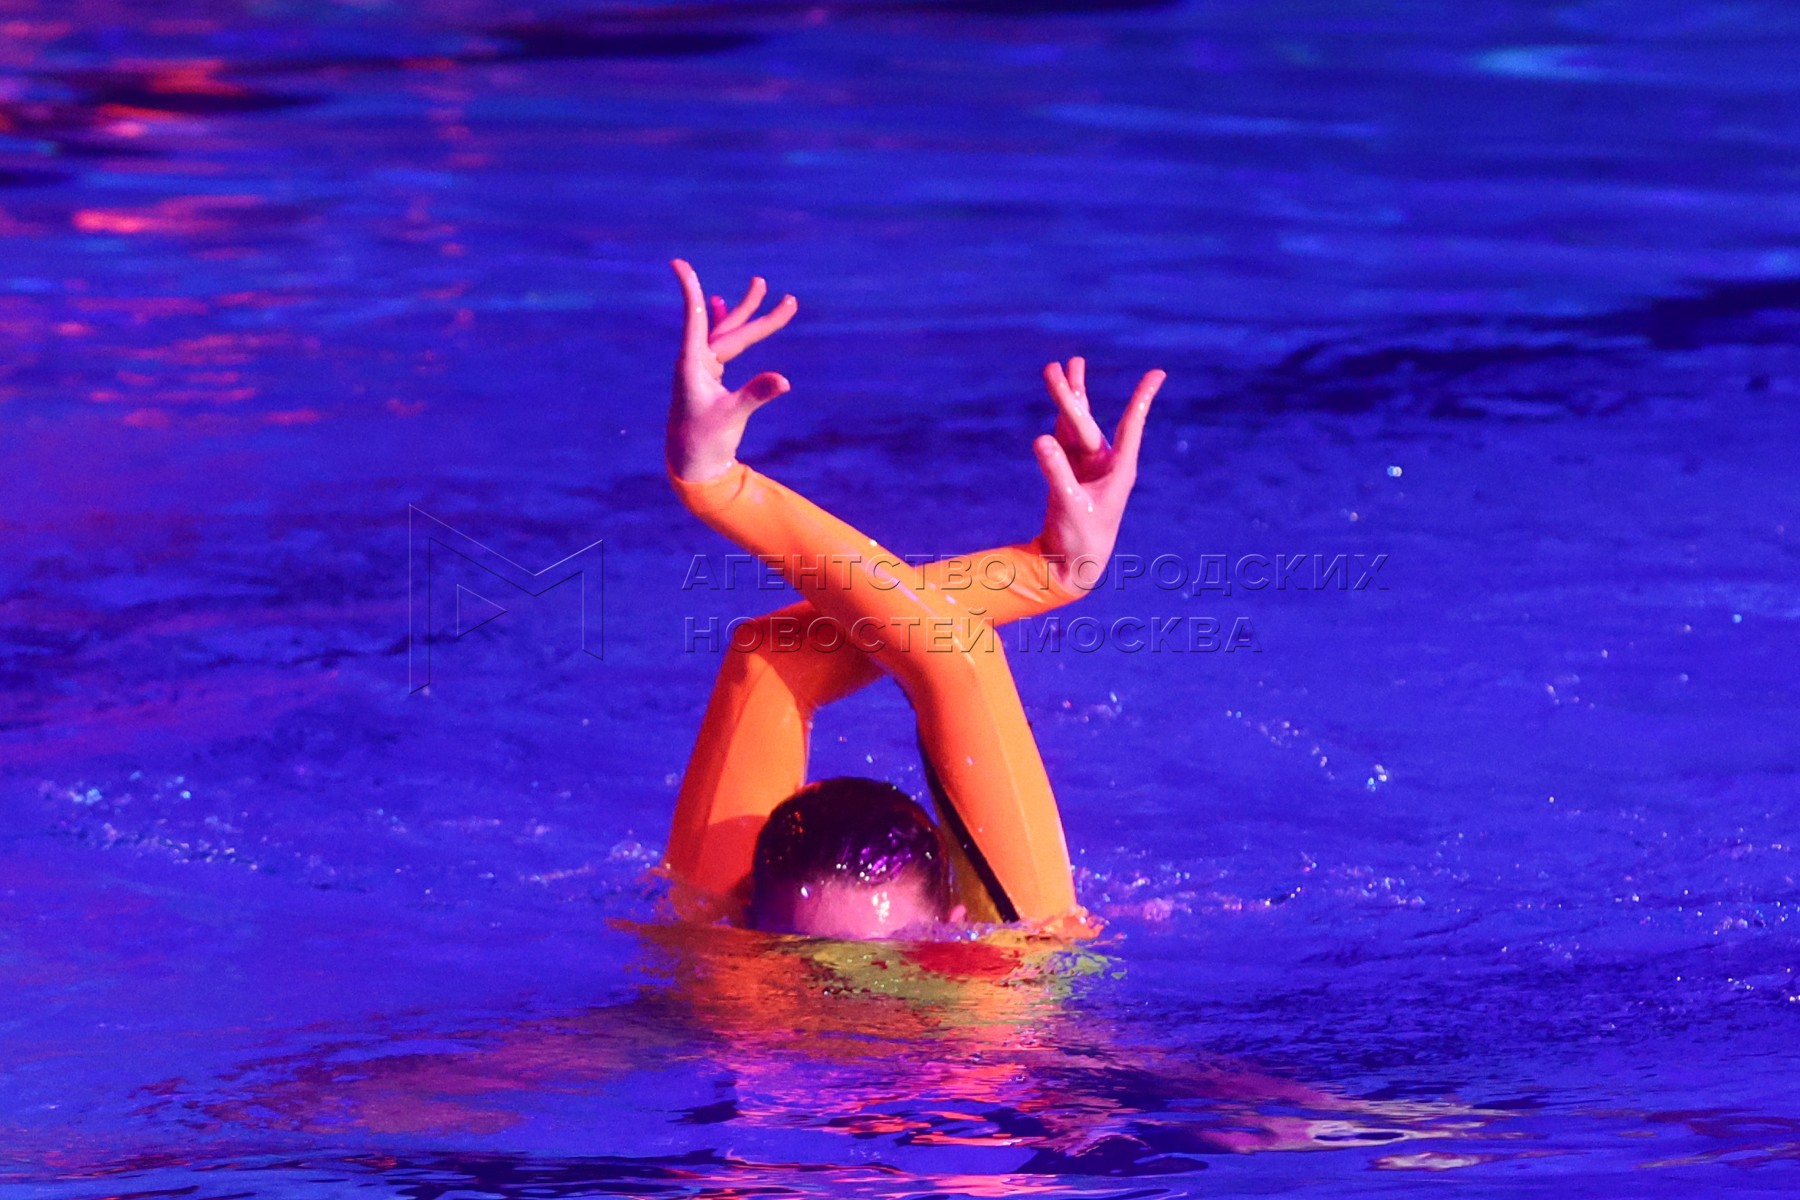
(193, 920, 1480, 1172)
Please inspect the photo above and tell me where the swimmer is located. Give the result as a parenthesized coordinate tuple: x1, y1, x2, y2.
(661, 258, 1165, 941)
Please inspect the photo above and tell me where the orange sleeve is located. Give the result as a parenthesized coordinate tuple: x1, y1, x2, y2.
(662, 602, 881, 920)
(664, 461, 1085, 928)
(918, 539, 1085, 628)
(665, 531, 1081, 919)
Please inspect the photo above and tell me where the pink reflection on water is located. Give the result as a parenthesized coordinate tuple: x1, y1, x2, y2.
(1, 671, 343, 768)
(59, 323, 330, 421)
(74, 194, 272, 238)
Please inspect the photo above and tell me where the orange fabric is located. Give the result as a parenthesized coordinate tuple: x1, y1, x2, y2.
(664, 460, 1086, 926)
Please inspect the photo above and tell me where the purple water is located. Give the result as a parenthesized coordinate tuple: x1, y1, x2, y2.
(3, 1, 1797, 1194)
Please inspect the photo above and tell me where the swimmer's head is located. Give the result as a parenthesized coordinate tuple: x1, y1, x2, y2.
(748, 778, 952, 939)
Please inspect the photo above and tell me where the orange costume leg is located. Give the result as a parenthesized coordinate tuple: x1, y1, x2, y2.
(664, 461, 1087, 929)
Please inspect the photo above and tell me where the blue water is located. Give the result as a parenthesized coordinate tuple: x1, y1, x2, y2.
(3, 0, 1798, 1194)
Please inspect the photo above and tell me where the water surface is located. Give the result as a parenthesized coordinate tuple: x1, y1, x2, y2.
(3, 1, 1798, 1195)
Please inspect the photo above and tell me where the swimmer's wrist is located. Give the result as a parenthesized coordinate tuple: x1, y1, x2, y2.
(667, 458, 750, 514)
(1028, 539, 1097, 602)
(666, 453, 737, 484)
(665, 426, 740, 484)
(1047, 562, 1094, 602)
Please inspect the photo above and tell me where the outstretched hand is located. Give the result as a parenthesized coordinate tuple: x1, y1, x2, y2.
(667, 259, 799, 482)
(1034, 357, 1166, 593)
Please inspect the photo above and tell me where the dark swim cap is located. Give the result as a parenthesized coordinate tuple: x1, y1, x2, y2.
(748, 777, 950, 927)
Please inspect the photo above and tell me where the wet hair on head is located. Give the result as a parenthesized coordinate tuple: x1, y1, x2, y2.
(748, 777, 949, 928)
